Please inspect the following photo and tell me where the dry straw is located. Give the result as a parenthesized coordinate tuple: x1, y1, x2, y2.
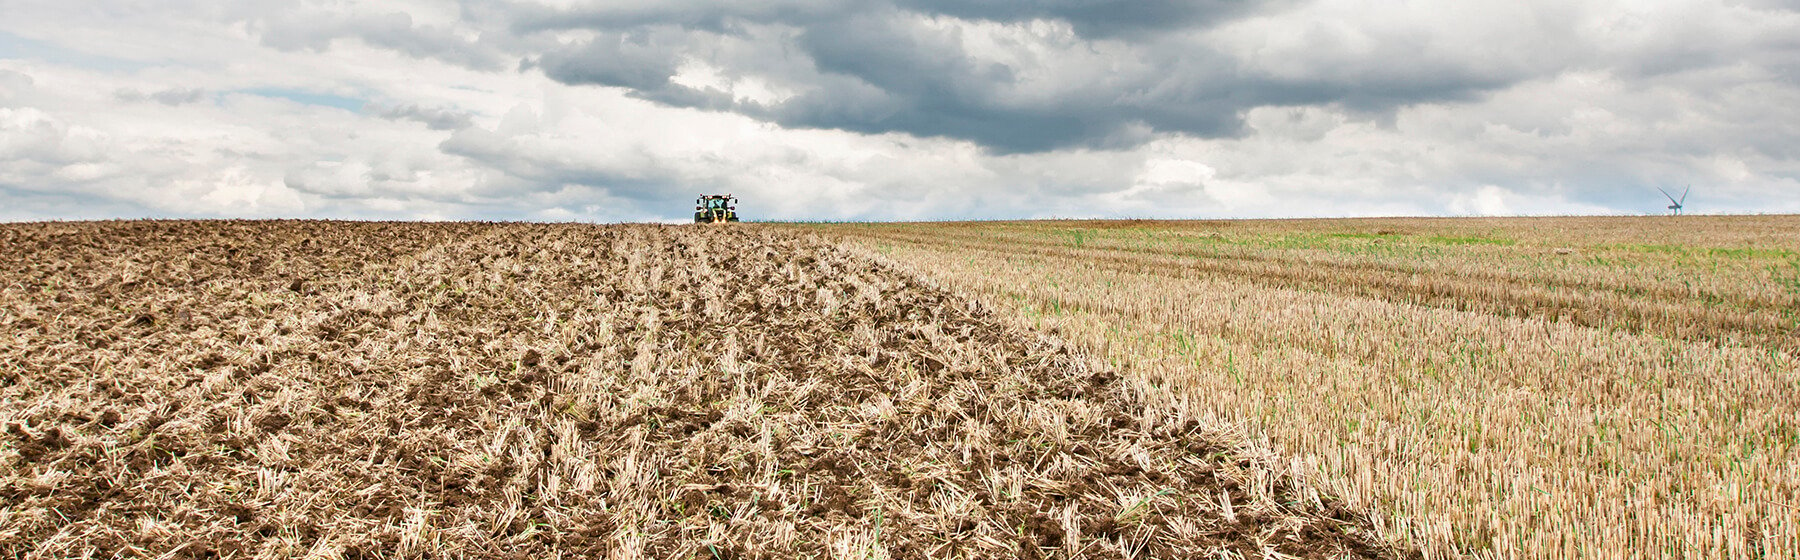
(806, 216, 1800, 559)
(1, 221, 1405, 558)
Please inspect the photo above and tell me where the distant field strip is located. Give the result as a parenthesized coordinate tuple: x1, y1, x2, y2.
(802, 217, 1800, 559)
(827, 223, 1798, 352)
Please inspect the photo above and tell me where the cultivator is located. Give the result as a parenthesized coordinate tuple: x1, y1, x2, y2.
(694, 194, 740, 223)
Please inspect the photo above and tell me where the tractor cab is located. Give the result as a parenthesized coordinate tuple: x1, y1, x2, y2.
(694, 194, 740, 223)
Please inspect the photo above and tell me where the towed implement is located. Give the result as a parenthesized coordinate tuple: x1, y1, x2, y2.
(694, 194, 740, 223)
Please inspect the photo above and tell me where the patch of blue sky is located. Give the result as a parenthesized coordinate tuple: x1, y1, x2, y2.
(238, 88, 368, 113)
(0, 30, 150, 71)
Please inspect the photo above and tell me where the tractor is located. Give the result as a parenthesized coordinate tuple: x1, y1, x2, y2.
(694, 194, 740, 223)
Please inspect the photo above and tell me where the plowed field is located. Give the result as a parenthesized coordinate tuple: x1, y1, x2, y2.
(0, 222, 1402, 559)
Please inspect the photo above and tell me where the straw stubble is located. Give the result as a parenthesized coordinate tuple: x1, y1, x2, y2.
(0, 221, 1403, 559)
(800, 216, 1800, 559)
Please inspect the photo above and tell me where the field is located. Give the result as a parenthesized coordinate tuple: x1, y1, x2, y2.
(796, 216, 1800, 558)
(0, 221, 1400, 559)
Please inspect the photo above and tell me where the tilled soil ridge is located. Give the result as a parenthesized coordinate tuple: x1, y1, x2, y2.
(1, 222, 1406, 558)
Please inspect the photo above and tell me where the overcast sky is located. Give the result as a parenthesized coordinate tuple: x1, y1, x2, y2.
(2, 1, 1798, 222)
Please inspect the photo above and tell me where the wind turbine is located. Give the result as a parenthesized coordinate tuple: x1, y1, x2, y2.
(1657, 185, 1689, 216)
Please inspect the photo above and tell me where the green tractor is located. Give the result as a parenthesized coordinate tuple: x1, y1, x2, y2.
(694, 194, 740, 223)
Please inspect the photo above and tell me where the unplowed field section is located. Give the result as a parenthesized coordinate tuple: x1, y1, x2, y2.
(0, 222, 1403, 559)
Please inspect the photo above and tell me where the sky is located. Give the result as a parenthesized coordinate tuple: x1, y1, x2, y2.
(2, 1, 1798, 222)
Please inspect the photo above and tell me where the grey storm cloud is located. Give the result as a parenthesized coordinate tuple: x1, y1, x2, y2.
(533, 29, 689, 92)
(891, 0, 1296, 37)
(521, 0, 1583, 153)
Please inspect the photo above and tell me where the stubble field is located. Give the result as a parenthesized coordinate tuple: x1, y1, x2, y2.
(0, 221, 1399, 559)
(797, 216, 1800, 559)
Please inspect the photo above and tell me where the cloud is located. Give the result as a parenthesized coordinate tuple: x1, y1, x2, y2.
(251, 5, 508, 71)
(1, 0, 1799, 222)
(372, 103, 473, 130)
(115, 87, 208, 105)
(0, 69, 35, 105)
(537, 28, 692, 93)
(895, 0, 1292, 37)
(521, 1, 1639, 153)
(533, 9, 1254, 152)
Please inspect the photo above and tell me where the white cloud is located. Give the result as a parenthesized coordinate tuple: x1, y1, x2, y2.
(1, 0, 1798, 222)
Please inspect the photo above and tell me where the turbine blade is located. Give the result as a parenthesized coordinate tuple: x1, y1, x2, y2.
(1657, 186, 1678, 204)
(1679, 185, 1689, 205)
